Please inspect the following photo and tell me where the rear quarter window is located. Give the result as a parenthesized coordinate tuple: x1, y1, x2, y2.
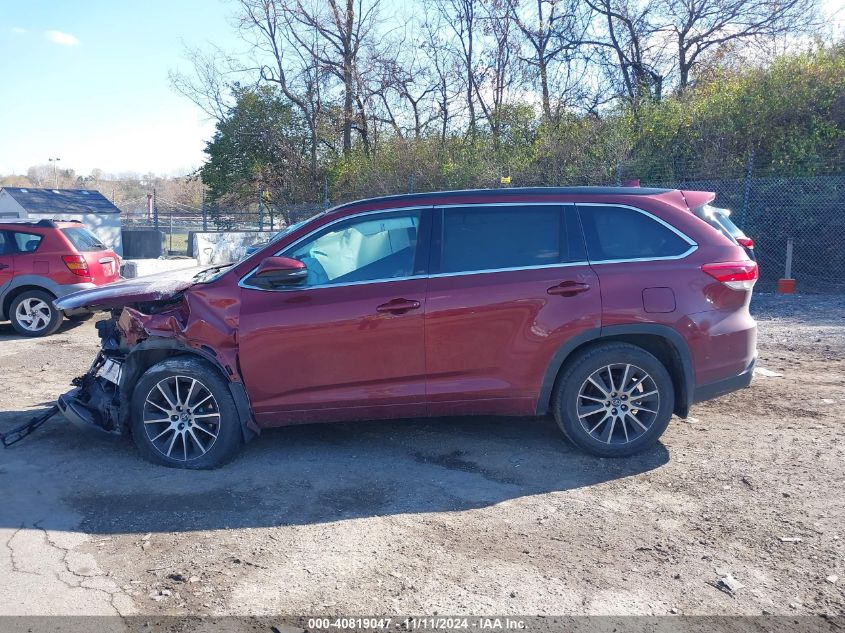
(11, 231, 43, 253)
(579, 205, 692, 261)
(61, 227, 106, 252)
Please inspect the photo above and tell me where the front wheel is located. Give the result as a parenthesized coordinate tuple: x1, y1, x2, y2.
(130, 357, 244, 469)
(553, 342, 675, 457)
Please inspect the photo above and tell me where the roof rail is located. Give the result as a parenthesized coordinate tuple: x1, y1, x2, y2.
(0, 218, 51, 227)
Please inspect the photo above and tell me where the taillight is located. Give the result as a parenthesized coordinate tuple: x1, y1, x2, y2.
(736, 237, 754, 249)
(702, 261, 758, 290)
(62, 255, 91, 278)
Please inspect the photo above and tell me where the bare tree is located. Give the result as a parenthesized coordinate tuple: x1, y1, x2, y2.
(371, 30, 442, 139)
(475, 1, 521, 140)
(507, 0, 592, 121)
(422, 12, 466, 142)
(235, 0, 330, 181)
(169, 46, 240, 122)
(435, 0, 483, 137)
(583, 0, 668, 105)
(658, 0, 820, 90)
(272, 0, 383, 154)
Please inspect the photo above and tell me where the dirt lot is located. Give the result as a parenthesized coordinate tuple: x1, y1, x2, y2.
(1, 294, 843, 618)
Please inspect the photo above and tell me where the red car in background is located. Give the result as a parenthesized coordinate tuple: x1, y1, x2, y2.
(55, 187, 758, 468)
(0, 219, 121, 336)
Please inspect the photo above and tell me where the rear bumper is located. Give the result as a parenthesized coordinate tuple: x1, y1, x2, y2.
(54, 282, 97, 298)
(692, 356, 755, 403)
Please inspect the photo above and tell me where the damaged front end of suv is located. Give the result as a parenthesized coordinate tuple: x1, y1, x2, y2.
(54, 266, 258, 447)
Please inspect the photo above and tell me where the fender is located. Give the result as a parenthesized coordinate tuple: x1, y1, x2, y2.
(120, 338, 259, 442)
(535, 324, 695, 417)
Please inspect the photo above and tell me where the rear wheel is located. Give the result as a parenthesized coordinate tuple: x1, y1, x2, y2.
(9, 290, 62, 337)
(131, 357, 243, 469)
(553, 342, 674, 457)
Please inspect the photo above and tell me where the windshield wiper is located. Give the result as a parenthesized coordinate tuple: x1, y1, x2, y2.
(192, 263, 233, 282)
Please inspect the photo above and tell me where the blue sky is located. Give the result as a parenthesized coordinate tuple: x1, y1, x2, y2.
(0, 0, 237, 176)
(1, 0, 842, 178)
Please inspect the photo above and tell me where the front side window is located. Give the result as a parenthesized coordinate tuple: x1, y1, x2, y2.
(283, 211, 421, 287)
(579, 205, 692, 262)
(11, 231, 43, 253)
(440, 206, 565, 274)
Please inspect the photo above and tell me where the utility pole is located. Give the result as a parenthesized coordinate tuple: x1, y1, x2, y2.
(201, 190, 207, 232)
(153, 188, 159, 230)
(48, 157, 61, 188)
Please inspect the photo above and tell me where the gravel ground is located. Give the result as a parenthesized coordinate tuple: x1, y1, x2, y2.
(0, 293, 843, 618)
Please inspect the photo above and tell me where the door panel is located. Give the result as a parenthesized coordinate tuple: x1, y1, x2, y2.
(424, 204, 601, 416)
(239, 279, 427, 425)
(425, 265, 600, 415)
(0, 232, 14, 302)
(237, 207, 431, 427)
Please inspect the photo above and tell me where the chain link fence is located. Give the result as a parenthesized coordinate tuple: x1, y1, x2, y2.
(120, 201, 325, 258)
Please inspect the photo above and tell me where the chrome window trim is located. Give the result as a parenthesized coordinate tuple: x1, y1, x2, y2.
(435, 202, 574, 208)
(585, 245, 698, 265)
(429, 260, 589, 279)
(575, 202, 698, 264)
(237, 200, 699, 291)
(238, 205, 430, 292)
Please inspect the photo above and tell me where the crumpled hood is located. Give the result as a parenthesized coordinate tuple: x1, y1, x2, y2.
(55, 266, 206, 311)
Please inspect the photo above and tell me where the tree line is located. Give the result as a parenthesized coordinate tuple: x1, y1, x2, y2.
(170, 0, 843, 218)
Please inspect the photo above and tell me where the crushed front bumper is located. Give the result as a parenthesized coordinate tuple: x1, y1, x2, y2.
(56, 354, 125, 436)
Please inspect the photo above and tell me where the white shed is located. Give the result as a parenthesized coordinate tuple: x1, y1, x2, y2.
(0, 187, 123, 255)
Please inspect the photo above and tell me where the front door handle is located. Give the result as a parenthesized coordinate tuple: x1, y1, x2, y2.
(376, 298, 421, 314)
(0, 263, 9, 270)
(547, 281, 591, 297)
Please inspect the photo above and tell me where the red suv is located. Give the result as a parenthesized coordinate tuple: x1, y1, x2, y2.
(0, 220, 121, 337)
(55, 187, 757, 468)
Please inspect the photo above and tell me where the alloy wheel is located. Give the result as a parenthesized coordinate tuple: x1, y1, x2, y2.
(15, 298, 53, 332)
(576, 363, 660, 444)
(143, 376, 221, 462)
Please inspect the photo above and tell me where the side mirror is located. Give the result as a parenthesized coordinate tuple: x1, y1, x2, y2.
(252, 256, 308, 288)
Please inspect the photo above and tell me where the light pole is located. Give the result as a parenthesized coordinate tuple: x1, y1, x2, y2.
(48, 157, 61, 188)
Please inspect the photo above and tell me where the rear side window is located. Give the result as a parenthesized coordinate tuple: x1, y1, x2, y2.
(11, 231, 43, 253)
(579, 205, 692, 262)
(61, 227, 106, 252)
(693, 205, 746, 242)
(440, 206, 571, 273)
(0, 232, 9, 255)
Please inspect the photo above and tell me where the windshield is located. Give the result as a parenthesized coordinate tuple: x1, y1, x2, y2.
(269, 220, 307, 245)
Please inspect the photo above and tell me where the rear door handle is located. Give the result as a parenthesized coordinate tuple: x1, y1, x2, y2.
(0, 263, 9, 270)
(376, 298, 421, 314)
(547, 281, 591, 297)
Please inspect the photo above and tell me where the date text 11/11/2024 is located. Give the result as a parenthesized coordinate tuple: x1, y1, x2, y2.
(306, 618, 528, 630)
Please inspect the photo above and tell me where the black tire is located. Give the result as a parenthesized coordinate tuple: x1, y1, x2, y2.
(65, 310, 95, 322)
(9, 290, 63, 337)
(553, 342, 674, 457)
(130, 357, 244, 469)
